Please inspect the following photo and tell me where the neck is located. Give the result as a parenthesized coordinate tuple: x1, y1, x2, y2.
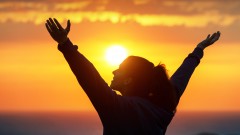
(121, 88, 148, 98)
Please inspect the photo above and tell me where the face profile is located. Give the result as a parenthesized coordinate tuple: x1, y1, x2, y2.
(110, 56, 154, 95)
(110, 68, 126, 91)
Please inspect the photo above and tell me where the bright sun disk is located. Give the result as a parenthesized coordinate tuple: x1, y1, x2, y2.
(105, 45, 128, 66)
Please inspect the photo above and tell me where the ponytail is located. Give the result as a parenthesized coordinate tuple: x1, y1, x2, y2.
(149, 64, 178, 112)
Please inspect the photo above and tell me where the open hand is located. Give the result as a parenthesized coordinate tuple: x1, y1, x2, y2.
(45, 18, 71, 44)
(197, 31, 221, 50)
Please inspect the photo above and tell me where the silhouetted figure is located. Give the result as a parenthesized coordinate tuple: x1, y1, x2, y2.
(45, 18, 221, 135)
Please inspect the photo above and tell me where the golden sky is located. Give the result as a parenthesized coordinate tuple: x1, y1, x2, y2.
(1, 0, 240, 112)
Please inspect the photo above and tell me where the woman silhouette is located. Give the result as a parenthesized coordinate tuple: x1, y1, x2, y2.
(46, 18, 221, 135)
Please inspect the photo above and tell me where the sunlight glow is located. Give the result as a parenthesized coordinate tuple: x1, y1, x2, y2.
(105, 45, 128, 66)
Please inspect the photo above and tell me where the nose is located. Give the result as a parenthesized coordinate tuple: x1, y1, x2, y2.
(112, 69, 118, 75)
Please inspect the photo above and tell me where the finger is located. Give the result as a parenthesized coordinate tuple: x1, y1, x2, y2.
(45, 23, 52, 33)
(210, 32, 221, 44)
(217, 31, 221, 37)
(216, 31, 220, 38)
(46, 19, 57, 32)
(65, 20, 71, 33)
(45, 23, 55, 38)
(53, 18, 64, 30)
(211, 31, 221, 41)
(209, 32, 217, 40)
(49, 18, 59, 31)
(212, 32, 220, 41)
(46, 20, 52, 28)
(206, 34, 210, 40)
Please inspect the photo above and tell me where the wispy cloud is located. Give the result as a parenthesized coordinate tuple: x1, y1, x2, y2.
(0, 0, 240, 27)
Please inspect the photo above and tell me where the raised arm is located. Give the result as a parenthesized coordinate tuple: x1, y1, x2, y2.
(170, 31, 221, 100)
(45, 18, 117, 111)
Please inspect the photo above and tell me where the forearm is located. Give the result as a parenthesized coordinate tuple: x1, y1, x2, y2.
(170, 47, 204, 99)
(58, 39, 116, 109)
(58, 39, 94, 90)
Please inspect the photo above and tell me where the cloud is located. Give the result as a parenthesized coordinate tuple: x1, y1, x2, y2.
(0, 0, 240, 27)
(124, 13, 238, 27)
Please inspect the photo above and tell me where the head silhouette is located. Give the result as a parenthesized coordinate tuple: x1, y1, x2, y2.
(110, 56, 178, 112)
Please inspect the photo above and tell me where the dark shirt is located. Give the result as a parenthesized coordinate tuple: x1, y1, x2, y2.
(58, 39, 203, 135)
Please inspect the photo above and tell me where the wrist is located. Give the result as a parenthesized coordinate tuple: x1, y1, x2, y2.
(58, 38, 77, 53)
(58, 37, 69, 45)
(197, 44, 205, 50)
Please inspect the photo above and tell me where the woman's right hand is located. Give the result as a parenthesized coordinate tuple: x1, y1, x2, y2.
(45, 18, 71, 44)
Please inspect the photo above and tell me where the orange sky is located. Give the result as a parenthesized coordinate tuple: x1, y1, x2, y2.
(1, 0, 240, 112)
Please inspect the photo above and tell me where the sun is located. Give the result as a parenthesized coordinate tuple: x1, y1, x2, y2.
(105, 45, 128, 66)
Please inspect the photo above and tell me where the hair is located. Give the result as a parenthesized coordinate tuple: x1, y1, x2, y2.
(120, 56, 178, 112)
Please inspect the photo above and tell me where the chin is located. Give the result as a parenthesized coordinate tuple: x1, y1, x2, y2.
(110, 83, 120, 91)
(110, 84, 117, 90)
(110, 80, 117, 88)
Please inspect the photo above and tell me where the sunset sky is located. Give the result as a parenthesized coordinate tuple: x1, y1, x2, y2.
(1, 0, 240, 112)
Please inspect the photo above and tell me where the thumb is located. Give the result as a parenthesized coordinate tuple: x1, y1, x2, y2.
(65, 20, 71, 33)
(206, 34, 210, 40)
